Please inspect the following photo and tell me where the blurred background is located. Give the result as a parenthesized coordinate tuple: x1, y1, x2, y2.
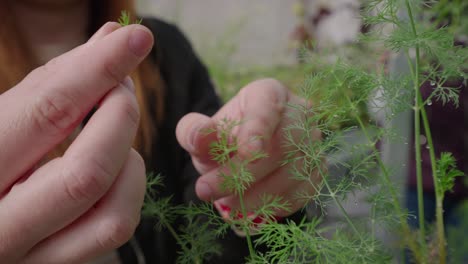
(135, 0, 362, 100)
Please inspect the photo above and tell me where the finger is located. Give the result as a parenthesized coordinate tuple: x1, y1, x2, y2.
(194, 79, 291, 198)
(213, 101, 322, 217)
(215, 163, 320, 217)
(215, 79, 290, 159)
(178, 80, 295, 179)
(195, 92, 315, 202)
(0, 24, 153, 192)
(176, 112, 219, 174)
(22, 150, 145, 264)
(195, 143, 284, 201)
(0, 82, 140, 258)
(87, 22, 121, 44)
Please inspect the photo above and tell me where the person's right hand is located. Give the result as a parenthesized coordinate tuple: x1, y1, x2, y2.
(0, 22, 153, 264)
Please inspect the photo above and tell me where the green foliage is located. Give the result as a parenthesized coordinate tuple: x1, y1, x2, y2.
(118, 10, 142, 26)
(207, 119, 267, 196)
(141, 1, 466, 263)
(142, 173, 229, 263)
(425, 0, 468, 36)
(436, 152, 464, 196)
(174, 203, 230, 264)
(254, 219, 391, 264)
(141, 173, 180, 231)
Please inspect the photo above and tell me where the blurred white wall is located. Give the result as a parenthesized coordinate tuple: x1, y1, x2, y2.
(136, 0, 299, 67)
(135, 0, 362, 67)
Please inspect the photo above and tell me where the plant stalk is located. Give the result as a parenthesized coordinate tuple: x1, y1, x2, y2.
(318, 166, 362, 238)
(403, 3, 427, 259)
(329, 67, 421, 259)
(405, 0, 447, 262)
(238, 190, 256, 259)
(418, 93, 447, 263)
(344, 95, 421, 262)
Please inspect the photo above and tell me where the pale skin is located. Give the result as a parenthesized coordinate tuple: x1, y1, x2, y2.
(0, 0, 318, 263)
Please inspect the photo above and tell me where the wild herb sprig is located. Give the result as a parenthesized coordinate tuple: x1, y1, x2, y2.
(142, 173, 229, 264)
(118, 10, 142, 26)
(205, 118, 289, 260)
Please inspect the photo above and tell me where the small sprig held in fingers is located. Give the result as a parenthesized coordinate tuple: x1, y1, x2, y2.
(118, 10, 142, 26)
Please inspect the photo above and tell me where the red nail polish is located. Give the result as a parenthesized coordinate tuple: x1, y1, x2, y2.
(219, 204, 231, 213)
(214, 201, 231, 214)
(252, 215, 263, 224)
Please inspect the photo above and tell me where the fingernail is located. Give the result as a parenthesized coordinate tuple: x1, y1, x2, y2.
(188, 126, 199, 152)
(220, 204, 231, 213)
(197, 182, 212, 200)
(87, 22, 120, 44)
(121, 76, 135, 94)
(235, 211, 255, 220)
(129, 27, 153, 57)
(214, 201, 232, 220)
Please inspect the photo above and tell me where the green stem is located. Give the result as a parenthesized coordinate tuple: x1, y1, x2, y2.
(344, 95, 422, 262)
(419, 93, 447, 263)
(405, 0, 447, 262)
(371, 203, 376, 240)
(404, 2, 427, 258)
(404, 50, 428, 263)
(414, 91, 427, 261)
(436, 196, 446, 262)
(238, 190, 256, 259)
(328, 67, 421, 259)
(165, 221, 202, 264)
(318, 166, 362, 238)
(452, 0, 461, 33)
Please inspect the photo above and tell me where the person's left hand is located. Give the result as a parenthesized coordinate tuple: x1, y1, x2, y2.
(176, 79, 321, 220)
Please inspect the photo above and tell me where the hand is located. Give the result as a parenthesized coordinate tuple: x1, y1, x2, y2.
(176, 79, 321, 218)
(0, 22, 153, 263)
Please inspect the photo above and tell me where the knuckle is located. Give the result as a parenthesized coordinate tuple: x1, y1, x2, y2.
(102, 60, 126, 86)
(33, 90, 81, 135)
(254, 115, 271, 132)
(240, 79, 288, 114)
(31, 58, 61, 78)
(260, 78, 285, 90)
(43, 57, 61, 73)
(263, 79, 289, 108)
(127, 149, 147, 205)
(254, 78, 288, 102)
(97, 216, 139, 249)
(114, 94, 140, 129)
(61, 157, 114, 203)
(240, 119, 270, 147)
(21, 57, 61, 84)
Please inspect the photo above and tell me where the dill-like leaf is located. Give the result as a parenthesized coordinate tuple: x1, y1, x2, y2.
(118, 10, 142, 26)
